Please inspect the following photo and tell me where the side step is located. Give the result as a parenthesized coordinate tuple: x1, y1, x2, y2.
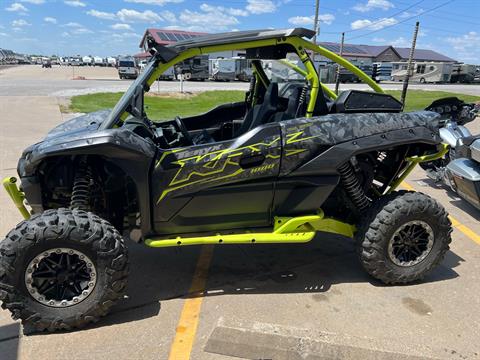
(144, 212, 355, 248)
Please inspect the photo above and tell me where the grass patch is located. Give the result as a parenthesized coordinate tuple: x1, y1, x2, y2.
(69, 90, 245, 120)
(67, 89, 480, 119)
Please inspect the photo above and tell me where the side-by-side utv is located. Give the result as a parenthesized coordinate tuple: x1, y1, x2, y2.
(1, 28, 452, 331)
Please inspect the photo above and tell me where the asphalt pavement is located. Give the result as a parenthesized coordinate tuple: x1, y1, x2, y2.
(0, 65, 479, 360)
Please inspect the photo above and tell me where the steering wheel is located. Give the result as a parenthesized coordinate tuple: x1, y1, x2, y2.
(174, 116, 193, 146)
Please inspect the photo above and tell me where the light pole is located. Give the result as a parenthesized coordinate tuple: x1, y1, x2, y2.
(313, 0, 320, 44)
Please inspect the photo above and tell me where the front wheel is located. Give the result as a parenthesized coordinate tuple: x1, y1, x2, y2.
(356, 191, 452, 284)
(0, 208, 129, 332)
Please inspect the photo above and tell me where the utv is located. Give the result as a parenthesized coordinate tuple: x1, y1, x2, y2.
(1, 28, 452, 332)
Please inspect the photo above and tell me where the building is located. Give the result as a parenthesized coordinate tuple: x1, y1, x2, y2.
(317, 42, 456, 64)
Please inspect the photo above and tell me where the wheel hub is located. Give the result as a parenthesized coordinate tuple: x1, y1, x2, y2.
(25, 248, 97, 307)
(388, 220, 434, 267)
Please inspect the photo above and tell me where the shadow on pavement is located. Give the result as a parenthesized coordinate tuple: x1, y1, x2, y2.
(21, 231, 462, 335)
(81, 233, 462, 330)
(0, 322, 20, 360)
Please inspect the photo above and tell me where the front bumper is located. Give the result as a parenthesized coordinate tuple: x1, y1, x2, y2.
(3, 177, 31, 219)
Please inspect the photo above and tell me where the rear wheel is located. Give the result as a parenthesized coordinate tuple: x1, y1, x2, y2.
(356, 191, 452, 284)
(0, 208, 128, 332)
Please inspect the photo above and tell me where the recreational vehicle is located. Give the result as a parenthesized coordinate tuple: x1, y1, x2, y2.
(82, 56, 93, 66)
(372, 62, 393, 82)
(93, 56, 105, 67)
(234, 57, 253, 82)
(211, 58, 236, 81)
(106, 57, 117, 67)
(158, 66, 175, 80)
(391, 62, 453, 83)
(451, 64, 477, 83)
(174, 55, 209, 81)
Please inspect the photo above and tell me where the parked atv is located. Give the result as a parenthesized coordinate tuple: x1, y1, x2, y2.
(420, 97, 480, 208)
(1, 28, 452, 332)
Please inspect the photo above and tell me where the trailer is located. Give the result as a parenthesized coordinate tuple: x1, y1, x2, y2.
(175, 55, 209, 81)
(106, 57, 117, 67)
(210, 58, 236, 81)
(391, 61, 453, 83)
(451, 64, 477, 83)
(338, 64, 373, 83)
(372, 62, 392, 82)
(93, 56, 105, 67)
(158, 66, 175, 80)
(82, 56, 93, 66)
(233, 57, 253, 82)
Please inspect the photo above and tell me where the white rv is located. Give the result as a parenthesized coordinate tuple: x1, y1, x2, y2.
(82, 56, 93, 66)
(106, 57, 117, 67)
(391, 62, 453, 83)
(93, 56, 104, 67)
(211, 58, 236, 81)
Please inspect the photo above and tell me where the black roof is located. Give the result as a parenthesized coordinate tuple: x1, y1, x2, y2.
(168, 28, 315, 51)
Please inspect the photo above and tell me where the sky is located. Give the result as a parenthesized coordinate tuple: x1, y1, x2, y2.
(0, 0, 479, 63)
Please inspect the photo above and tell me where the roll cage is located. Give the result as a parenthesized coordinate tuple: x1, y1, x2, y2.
(102, 28, 384, 129)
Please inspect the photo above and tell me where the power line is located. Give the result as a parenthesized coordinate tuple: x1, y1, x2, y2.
(346, 0, 456, 41)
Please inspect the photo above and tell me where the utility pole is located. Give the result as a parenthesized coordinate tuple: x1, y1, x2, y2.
(313, 0, 320, 44)
(335, 32, 345, 95)
(401, 21, 420, 106)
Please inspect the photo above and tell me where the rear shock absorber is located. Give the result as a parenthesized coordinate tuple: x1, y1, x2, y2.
(338, 160, 370, 213)
(295, 84, 309, 117)
(70, 158, 92, 211)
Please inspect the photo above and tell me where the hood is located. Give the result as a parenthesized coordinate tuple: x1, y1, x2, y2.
(45, 110, 111, 139)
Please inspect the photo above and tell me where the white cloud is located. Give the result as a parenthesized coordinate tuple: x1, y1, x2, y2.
(288, 13, 335, 26)
(71, 27, 93, 35)
(86, 10, 117, 20)
(372, 37, 386, 43)
(117, 8, 162, 23)
(64, 0, 86, 7)
(6, 3, 28, 12)
(20, 0, 45, 3)
(0, 32, 8, 36)
(246, 0, 276, 14)
(390, 36, 410, 47)
(353, 0, 394, 12)
(111, 23, 132, 30)
(124, 0, 183, 5)
(44, 16, 57, 24)
(200, 4, 248, 17)
(179, 8, 239, 31)
(350, 17, 397, 30)
(446, 31, 480, 61)
(11, 19, 30, 27)
(161, 10, 177, 23)
(399, 9, 423, 19)
(64, 22, 83, 27)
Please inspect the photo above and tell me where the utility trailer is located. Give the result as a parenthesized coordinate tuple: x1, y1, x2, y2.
(450, 64, 477, 83)
(210, 58, 236, 81)
(391, 61, 453, 83)
(175, 55, 209, 81)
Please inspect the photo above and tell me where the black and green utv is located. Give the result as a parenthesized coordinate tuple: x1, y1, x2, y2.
(1, 28, 452, 331)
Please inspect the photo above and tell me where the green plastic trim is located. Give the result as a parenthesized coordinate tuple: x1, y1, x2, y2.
(144, 211, 356, 247)
(387, 143, 449, 193)
(3, 177, 30, 219)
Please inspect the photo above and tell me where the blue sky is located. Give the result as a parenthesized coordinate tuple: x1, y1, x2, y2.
(0, 0, 479, 62)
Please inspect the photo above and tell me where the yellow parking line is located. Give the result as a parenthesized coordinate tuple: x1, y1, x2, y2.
(402, 181, 480, 245)
(168, 245, 214, 360)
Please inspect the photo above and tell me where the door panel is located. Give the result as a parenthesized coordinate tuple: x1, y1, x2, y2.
(152, 123, 281, 234)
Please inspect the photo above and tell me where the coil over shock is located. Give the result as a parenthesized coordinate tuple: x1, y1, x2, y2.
(70, 158, 92, 211)
(338, 160, 370, 213)
(295, 85, 309, 117)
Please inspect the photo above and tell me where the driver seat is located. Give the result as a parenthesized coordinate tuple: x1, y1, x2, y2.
(235, 82, 279, 137)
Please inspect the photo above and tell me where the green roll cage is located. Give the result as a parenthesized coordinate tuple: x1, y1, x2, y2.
(113, 35, 385, 123)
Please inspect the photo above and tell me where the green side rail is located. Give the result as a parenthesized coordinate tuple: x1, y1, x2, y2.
(3, 177, 30, 219)
(387, 143, 449, 194)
